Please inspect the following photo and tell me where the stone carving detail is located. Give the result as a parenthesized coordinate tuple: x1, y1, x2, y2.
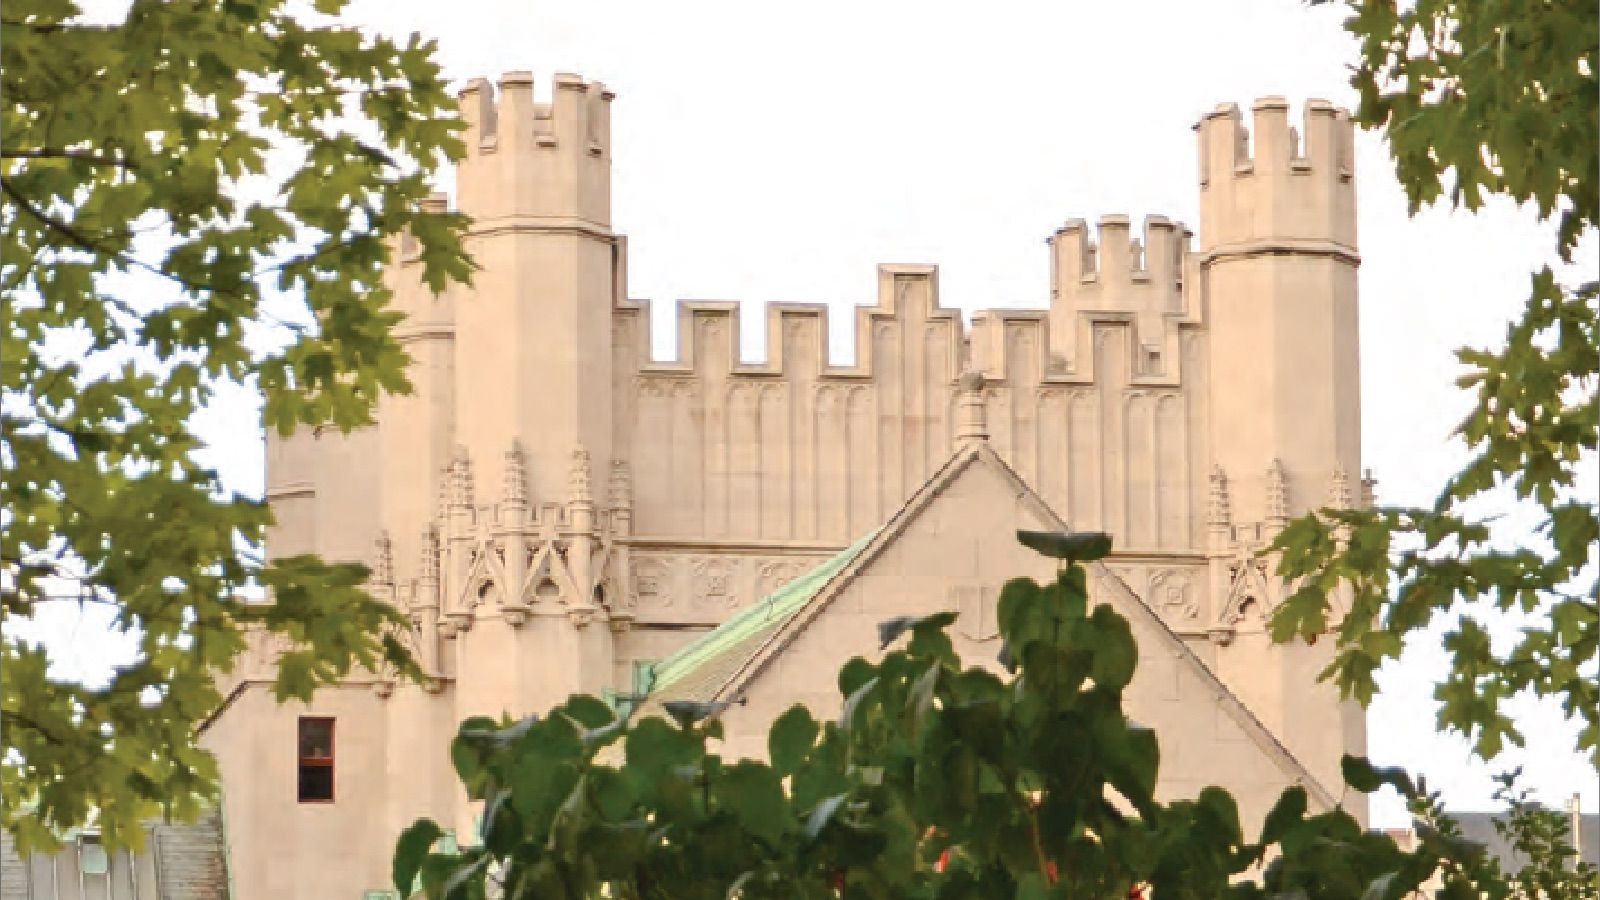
(756, 559, 806, 599)
(1360, 469, 1378, 509)
(1149, 568, 1199, 620)
(1327, 464, 1352, 510)
(690, 557, 734, 609)
(631, 557, 672, 611)
(1214, 549, 1274, 642)
(626, 552, 832, 623)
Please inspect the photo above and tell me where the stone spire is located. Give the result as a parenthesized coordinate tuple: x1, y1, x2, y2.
(448, 445, 475, 511)
(417, 525, 440, 596)
(1265, 458, 1289, 527)
(1208, 465, 1231, 526)
(372, 531, 395, 588)
(569, 446, 593, 507)
(1360, 468, 1378, 509)
(502, 440, 529, 511)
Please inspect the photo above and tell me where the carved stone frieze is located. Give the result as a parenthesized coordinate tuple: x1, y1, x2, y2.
(626, 550, 833, 625)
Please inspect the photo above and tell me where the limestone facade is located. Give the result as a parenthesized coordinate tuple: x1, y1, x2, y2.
(201, 72, 1370, 898)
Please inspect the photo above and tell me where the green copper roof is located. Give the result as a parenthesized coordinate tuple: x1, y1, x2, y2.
(643, 529, 879, 704)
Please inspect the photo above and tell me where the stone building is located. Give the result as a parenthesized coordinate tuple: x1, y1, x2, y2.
(195, 73, 1370, 898)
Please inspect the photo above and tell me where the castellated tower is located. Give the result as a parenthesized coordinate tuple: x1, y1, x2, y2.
(209, 78, 1369, 900)
(1195, 98, 1366, 814)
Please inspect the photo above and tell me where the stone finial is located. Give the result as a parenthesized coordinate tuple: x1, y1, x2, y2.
(418, 525, 441, 588)
(1208, 465, 1231, 526)
(954, 369, 989, 445)
(373, 532, 395, 587)
(448, 445, 475, 510)
(1328, 464, 1353, 510)
(1360, 468, 1378, 509)
(502, 440, 529, 509)
(1265, 458, 1290, 525)
(608, 459, 632, 511)
(569, 446, 593, 505)
(435, 463, 450, 521)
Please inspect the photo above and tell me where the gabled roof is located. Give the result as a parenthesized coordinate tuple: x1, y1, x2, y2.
(649, 439, 1341, 811)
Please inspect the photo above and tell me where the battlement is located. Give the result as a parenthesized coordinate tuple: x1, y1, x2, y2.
(1050, 214, 1190, 301)
(1043, 214, 1200, 385)
(613, 265, 965, 383)
(455, 71, 614, 227)
(1194, 98, 1357, 253)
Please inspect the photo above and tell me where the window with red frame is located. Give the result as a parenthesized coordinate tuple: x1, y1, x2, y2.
(297, 717, 335, 802)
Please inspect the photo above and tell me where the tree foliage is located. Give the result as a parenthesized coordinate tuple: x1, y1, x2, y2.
(1277, 0, 1599, 765)
(1, 0, 470, 851)
(396, 534, 1510, 900)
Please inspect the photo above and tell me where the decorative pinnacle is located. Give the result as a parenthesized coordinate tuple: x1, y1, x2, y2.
(448, 445, 475, 510)
(503, 440, 529, 508)
(373, 532, 395, 587)
(1265, 459, 1290, 524)
(419, 525, 441, 586)
(1328, 464, 1353, 510)
(954, 369, 989, 445)
(1360, 468, 1378, 509)
(1208, 465, 1231, 526)
(608, 459, 632, 511)
(569, 446, 593, 504)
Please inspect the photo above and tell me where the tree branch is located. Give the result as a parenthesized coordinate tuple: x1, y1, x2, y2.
(2, 148, 134, 169)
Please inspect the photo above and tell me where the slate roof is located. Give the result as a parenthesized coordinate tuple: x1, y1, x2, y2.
(1448, 811, 1600, 869)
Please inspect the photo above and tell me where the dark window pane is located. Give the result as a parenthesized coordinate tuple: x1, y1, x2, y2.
(298, 718, 333, 760)
(298, 763, 334, 802)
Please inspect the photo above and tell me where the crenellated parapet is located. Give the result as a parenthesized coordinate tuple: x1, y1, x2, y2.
(456, 71, 614, 229)
(613, 264, 963, 382)
(1195, 97, 1357, 256)
(1045, 215, 1203, 386)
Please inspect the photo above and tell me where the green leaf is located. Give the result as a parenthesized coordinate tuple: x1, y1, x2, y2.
(1260, 786, 1307, 846)
(393, 818, 442, 894)
(1017, 529, 1113, 562)
(768, 706, 819, 776)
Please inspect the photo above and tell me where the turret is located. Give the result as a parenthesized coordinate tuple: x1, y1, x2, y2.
(1197, 97, 1365, 822)
(1196, 97, 1360, 523)
(444, 70, 621, 729)
(450, 71, 620, 513)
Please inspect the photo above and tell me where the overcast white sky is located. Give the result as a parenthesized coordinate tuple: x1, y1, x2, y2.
(36, 0, 1596, 827)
